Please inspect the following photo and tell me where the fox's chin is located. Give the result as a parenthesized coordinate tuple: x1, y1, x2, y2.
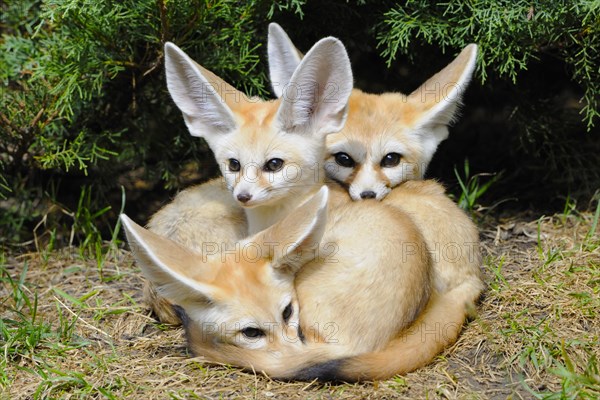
(237, 199, 260, 209)
(238, 202, 259, 209)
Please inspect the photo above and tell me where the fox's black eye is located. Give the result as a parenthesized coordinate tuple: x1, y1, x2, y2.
(282, 302, 293, 323)
(334, 152, 355, 168)
(241, 327, 265, 339)
(264, 158, 284, 172)
(380, 153, 401, 168)
(228, 158, 241, 172)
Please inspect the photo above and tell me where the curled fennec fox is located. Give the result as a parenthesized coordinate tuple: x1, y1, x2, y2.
(268, 22, 478, 200)
(123, 185, 436, 381)
(138, 185, 482, 380)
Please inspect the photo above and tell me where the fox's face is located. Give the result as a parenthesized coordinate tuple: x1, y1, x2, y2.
(267, 23, 478, 201)
(121, 187, 329, 371)
(208, 100, 326, 208)
(164, 39, 353, 209)
(132, 234, 303, 354)
(325, 91, 434, 201)
(182, 257, 303, 352)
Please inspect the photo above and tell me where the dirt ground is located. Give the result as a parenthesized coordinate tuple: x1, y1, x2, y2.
(1, 209, 599, 399)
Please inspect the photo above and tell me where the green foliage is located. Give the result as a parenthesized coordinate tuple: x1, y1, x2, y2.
(1, 0, 599, 244)
(584, 195, 600, 248)
(377, 0, 600, 130)
(454, 159, 501, 214)
(0, 263, 49, 378)
(267, 0, 307, 18)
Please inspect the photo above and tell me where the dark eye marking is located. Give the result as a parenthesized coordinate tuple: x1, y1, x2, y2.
(334, 152, 355, 168)
(282, 302, 293, 323)
(241, 327, 265, 339)
(228, 158, 241, 172)
(264, 158, 284, 172)
(380, 152, 402, 168)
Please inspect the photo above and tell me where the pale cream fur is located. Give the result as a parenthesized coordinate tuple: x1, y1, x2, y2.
(137, 178, 483, 380)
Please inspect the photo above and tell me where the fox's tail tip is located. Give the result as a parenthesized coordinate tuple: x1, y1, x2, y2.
(285, 358, 348, 382)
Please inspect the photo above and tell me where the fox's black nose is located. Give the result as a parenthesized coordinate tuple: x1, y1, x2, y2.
(360, 191, 377, 199)
(237, 193, 252, 203)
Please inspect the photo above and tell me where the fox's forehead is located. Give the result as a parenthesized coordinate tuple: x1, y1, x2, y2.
(213, 102, 322, 165)
(234, 98, 281, 128)
(326, 91, 422, 159)
(211, 99, 277, 159)
(214, 258, 286, 297)
(212, 259, 291, 313)
(343, 92, 417, 134)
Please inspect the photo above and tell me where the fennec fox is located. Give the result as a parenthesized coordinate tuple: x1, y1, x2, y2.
(164, 38, 353, 234)
(144, 37, 353, 323)
(123, 185, 438, 381)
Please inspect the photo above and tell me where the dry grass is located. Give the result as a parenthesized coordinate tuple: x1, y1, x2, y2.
(1, 210, 599, 399)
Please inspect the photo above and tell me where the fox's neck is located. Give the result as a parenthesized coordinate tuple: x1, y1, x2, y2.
(245, 185, 322, 234)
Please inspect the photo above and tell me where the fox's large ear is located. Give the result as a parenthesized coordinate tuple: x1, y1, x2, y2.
(268, 23, 303, 98)
(409, 44, 478, 142)
(164, 42, 240, 138)
(244, 186, 329, 275)
(120, 214, 222, 305)
(275, 37, 353, 137)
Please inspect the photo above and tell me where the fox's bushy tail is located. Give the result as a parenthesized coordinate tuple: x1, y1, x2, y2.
(291, 280, 483, 382)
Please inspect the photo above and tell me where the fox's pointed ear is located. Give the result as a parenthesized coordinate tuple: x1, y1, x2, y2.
(268, 23, 303, 98)
(245, 186, 329, 274)
(409, 43, 478, 142)
(275, 37, 353, 137)
(164, 42, 239, 139)
(120, 214, 222, 305)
